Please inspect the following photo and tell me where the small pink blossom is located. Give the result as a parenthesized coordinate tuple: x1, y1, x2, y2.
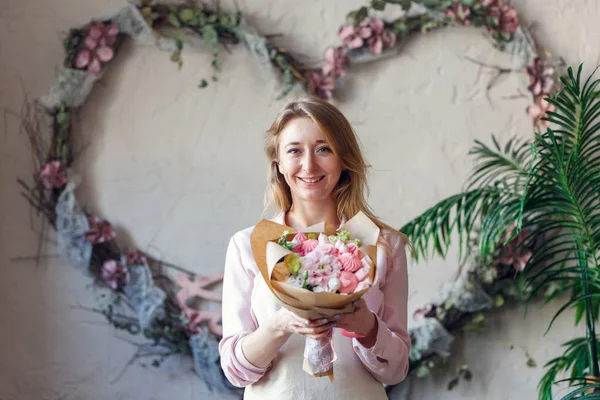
(288, 251, 343, 290)
(84, 215, 116, 244)
(75, 21, 119, 74)
(101, 259, 126, 289)
(338, 24, 372, 49)
(40, 160, 68, 189)
(526, 58, 555, 96)
(322, 46, 349, 78)
(444, 3, 472, 26)
(365, 18, 396, 55)
(527, 94, 556, 128)
(484, 0, 519, 34)
(307, 71, 336, 100)
(124, 247, 147, 265)
(499, 224, 534, 272)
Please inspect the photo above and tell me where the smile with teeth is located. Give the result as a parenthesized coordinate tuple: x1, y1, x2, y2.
(298, 176, 324, 183)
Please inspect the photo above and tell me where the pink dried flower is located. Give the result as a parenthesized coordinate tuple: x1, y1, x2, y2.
(338, 24, 372, 49)
(307, 71, 336, 100)
(526, 58, 555, 96)
(84, 215, 117, 244)
(499, 224, 534, 272)
(75, 21, 119, 74)
(40, 160, 67, 189)
(322, 46, 349, 78)
(527, 94, 556, 128)
(413, 304, 433, 320)
(366, 18, 396, 55)
(484, 0, 519, 34)
(124, 247, 147, 265)
(445, 4, 472, 25)
(101, 259, 127, 289)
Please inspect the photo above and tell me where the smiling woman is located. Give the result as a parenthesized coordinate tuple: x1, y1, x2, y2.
(8, 0, 573, 398)
(219, 97, 411, 399)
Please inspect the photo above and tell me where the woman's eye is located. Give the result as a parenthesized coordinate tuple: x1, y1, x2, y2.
(287, 148, 300, 154)
(317, 147, 332, 153)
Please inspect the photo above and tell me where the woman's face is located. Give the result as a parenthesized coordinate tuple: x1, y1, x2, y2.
(277, 117, 342, 204)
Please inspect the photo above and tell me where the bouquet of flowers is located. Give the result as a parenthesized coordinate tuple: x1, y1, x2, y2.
(278, 230, 373, 295)
(250, 211, 380, 381)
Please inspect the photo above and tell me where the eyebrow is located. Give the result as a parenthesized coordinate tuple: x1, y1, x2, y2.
(284, 140, 327, 147)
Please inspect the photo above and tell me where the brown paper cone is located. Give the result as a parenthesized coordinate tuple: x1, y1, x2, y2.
(250, 211, 381, 379)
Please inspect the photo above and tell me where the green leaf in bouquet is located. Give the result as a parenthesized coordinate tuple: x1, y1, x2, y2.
(285, 253, 302, 277)
(219, 13, 238, 28)
(337, 230, 350, 241)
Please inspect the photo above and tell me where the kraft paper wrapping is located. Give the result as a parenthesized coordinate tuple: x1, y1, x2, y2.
(250, 211, 380, 381)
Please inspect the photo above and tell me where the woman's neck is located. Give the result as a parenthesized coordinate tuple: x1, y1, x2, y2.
(285, 199, 339, 230)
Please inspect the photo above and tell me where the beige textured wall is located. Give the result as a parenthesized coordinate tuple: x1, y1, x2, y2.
(1, 0, 598, 399)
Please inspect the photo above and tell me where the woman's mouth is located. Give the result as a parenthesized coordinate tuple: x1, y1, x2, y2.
(298, 176, 325, 184)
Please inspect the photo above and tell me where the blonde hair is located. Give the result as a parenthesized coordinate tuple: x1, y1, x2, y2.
(264, 96, 410, 254)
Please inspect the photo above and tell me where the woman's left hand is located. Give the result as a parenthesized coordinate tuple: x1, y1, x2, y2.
(331, 298, 378, 347)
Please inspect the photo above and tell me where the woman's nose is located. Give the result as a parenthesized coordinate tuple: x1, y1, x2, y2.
(302, 152, 316, 173)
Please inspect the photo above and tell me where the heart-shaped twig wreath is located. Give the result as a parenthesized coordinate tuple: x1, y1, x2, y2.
(16, 0, 562, 395)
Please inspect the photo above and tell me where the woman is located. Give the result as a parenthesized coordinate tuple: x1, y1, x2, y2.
(218, 97, 410, 399)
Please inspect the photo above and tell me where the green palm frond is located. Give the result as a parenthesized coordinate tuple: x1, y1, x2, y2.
(399, 63, 600, 400)
(560, 383, 600, 400)
(466, 134, 531, 191)
(540, 337, 593, 400)
(517, 64, 600, 397)
(401, 135, 530, 263)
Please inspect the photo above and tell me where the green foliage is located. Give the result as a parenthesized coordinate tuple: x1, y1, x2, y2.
(401, 64, 600, 400)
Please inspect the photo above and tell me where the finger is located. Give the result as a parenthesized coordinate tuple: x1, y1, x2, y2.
(296, 324, 332, 336)
(309, 330, 332, 340)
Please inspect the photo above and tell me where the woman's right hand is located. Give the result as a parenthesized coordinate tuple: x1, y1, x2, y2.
(268, 307, 332, 340)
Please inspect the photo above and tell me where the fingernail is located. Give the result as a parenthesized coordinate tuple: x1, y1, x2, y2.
(322, 318, 328, 323)
(334, 314, 340, 319)
(332, 322, 337, 327)
(305, 320, 310, 325)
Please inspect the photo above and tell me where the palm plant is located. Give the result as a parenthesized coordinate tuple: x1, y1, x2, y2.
(400, 64, 600, 399)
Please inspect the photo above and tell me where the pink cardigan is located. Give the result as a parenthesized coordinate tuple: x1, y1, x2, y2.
(218, 216, 411, 388)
